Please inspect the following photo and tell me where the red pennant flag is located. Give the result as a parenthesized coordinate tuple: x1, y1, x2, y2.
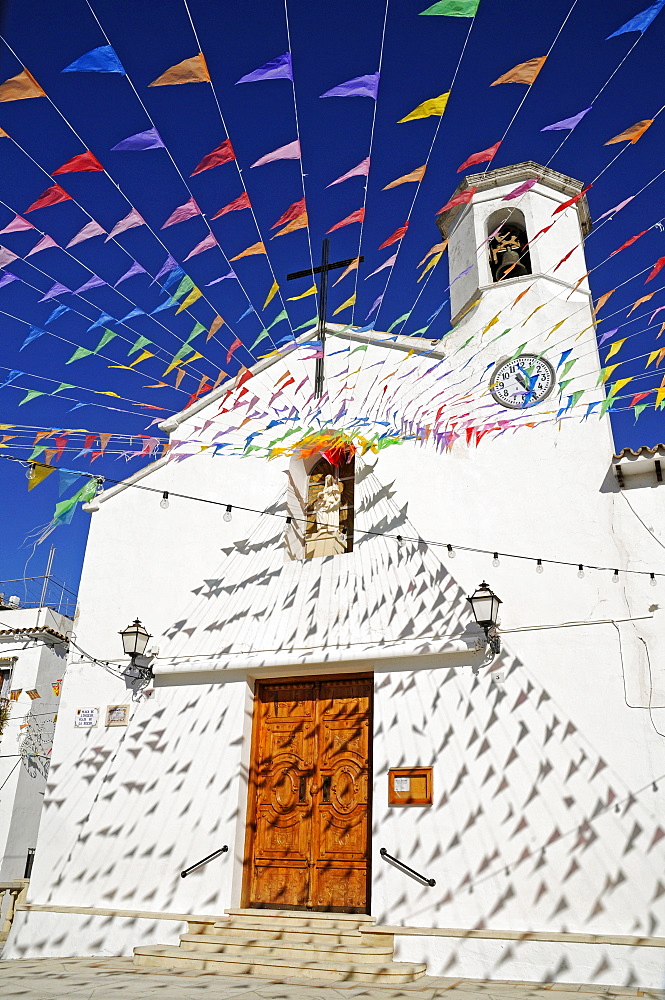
(457, 142, 501, 172)
(529, 223, 554, 243)
(436, 187, 477, 215)
(211, 191, 251, 220)
(379, 221, 409, 249)
(553, 247, 576, 272)
(25, 184, 72, 213)
(190, 139, 235, 176)
(236, 367, 254, 390)
(630, 392, 651, 407)
(52, 150, 103, 175)
(552, 183, 592, 215)
(326, 208, 365, 233)
(54, 436, 68, 460)
(646, 256, 665, 283)
(271, 198, 306, 229)
(610, 231, 648, 257)
(226, 337, 242, 364)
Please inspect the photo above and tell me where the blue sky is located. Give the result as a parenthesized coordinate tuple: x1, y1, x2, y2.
(0, 0, 664, 592)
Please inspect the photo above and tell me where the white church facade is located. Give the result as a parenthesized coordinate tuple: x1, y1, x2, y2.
(5, 163, 665, 987)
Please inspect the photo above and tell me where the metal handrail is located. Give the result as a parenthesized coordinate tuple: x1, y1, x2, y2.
(180, 845, 228, 878)
(380, 847, 436, 887)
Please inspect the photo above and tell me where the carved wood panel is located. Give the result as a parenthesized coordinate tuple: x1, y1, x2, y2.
(246, 676, 372, 912)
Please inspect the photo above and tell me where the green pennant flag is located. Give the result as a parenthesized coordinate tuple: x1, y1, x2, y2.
(560, 358, 577, 379)
(185, 322, 206, 345)
(66, 346, 94, 364)
(294, 315, 318, 331)
(634, 403, 648, 421)
(455, 336, 474, 353)
(267, 309, 288, 331)
(94, 329, 116, 352)
(19, 390, 45, 405)
(173, 275, 195, 301)
(29, 444, 48, 461)
(490, 328, 511, 343)
(420, 0, 480, 14)
(53, 477, 98, 522)
(170, 345, 195, 365)
(558, 379, 573, 395)
(568, 389, 584, 409)
(250, 329, 270, 351)
(349, 344, 368, 356)
(599, 397, 615, 418)
(53, 382, 75, 394)
(128, 335, 152, 356)
(388, 312, 411, 333)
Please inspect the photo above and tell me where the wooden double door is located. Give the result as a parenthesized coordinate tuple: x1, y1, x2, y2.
(244, 676, 372, 912)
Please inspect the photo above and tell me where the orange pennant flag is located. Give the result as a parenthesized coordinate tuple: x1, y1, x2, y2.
(511, 284, 533, 308)
(230, 241, 266, 261)
(593, 289, 615, 315)
(207, 315, 224, 342)
(0, 127, 9, 137)
(627, 292, 655, 316)
(272, 212, 308, 238)
(605, 120, 653, 145)
(491, 57, 546, 87)
(174, 369, 187, 389)
(383, 165, 427, 190)
(33, 429, 54, 446)
(149, 53, 210, 86)
(333, 257, 360, 285)
(0, 68, 46, 102)
(418, 241, 448, 267)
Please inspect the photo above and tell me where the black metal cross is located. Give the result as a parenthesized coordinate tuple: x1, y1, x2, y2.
(287, 238, 364, 396)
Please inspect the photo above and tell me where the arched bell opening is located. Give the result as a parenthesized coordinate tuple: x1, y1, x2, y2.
(487, 208, 532, 283)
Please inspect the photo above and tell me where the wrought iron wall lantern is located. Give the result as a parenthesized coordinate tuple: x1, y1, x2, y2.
(119, 618, 153, 680)
(467, 581, 502, 654)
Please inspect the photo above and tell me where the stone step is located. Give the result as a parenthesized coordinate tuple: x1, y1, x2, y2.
(223, 907, 376, 931)
(179, 931, 393, 964)
(133, 944, 426, 983)
(208, 920, 369, 946)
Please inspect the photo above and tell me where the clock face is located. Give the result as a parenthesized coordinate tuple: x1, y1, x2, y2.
(490, 354, 556, 410)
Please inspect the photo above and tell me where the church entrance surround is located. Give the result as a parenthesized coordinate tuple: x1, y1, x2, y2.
(242, 675, 372, 912)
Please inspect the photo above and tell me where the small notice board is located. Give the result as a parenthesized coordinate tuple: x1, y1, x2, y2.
(388, 767, 433, 806)
(75, 707, 99, 728)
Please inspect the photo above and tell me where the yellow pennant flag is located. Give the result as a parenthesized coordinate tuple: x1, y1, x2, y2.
(608, 377, 632, 398)
(230, 241, 266, 261)
(594, 289, 615, 315)
(383, 165, 427, 189)
(575, 322, 595, 341)
(646, 349, 661, 368)
(149, 53, 210, 86)
(417, 252, 442, 281)
(605, 338, 626, 361)
(332, 293, 356, 316)
(288, 284, 317, 301)
(544, 318, 567, 340)
(0, 68, 46, 102)
(627, 292, 654, 316)
(522, 303, 545, 326)
(656, 374, 665, 408)
(207, 315, 224, 342)
(27, 462, 56, 491)
(398, 92, 449, 123)
(263, 280, 279, 309)
(176, 286, 203, 313)
(128, 350, 155, 367)
(598, 363, 621, 385)
(272, 213, 308, 238)
(482, 314, 500, 334)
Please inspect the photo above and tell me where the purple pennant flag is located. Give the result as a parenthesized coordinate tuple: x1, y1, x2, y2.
(598, 327, 619, 346)
(320, 72, 379, 99)
(0, 272, 18, 289)
(152, 254, 178, 284)
(502, 178, 539, 201)
(541, 106, 592, 131)
(111, 127, 165, 151)
(207, 270, 237, 285)
(236, 53, 293, 84)
(366, 294, 383, 320)
(39, 281, 71, 302)
(76, 275, 106, 294)
(115, 260, 147, 286)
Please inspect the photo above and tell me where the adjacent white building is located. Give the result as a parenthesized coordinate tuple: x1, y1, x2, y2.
(6, 164, 665, 988)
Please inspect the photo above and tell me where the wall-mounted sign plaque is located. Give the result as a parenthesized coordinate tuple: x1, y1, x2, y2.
(75, 707, 99, 728)
(388, 767, 433, 806)
(106, 704, 130, 727)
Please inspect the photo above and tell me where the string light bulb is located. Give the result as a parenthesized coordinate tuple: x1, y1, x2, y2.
(223, 505, 233, 522)
(492, 552, 500, 568)
(612, 569, 619, 584)
(26, 463, 36, 481)
(650, 573, 657, 587)
(536, 559, 544, 574)
(286, 516, 292, 525)
(160, 492, 169, 510)
(446, 544, 455, 559)
(577, 565, 585, 579)
(397, 534, 403, 548)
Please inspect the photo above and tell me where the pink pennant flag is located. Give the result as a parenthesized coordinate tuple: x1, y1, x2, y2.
(502, 177, 539, 201)
(106, 208, 145, 240)
(0, 214, 34, 234)
(457, 141, 501, 172)
(161, 196, 201, 228)
(226, 337, 242, 363)
(26, 234, 58, 256)
(327, 157, 370, 187)
(595, 196, 634, 222)
(364, 254, 397, 279)
(66, 219, 105, 247)
(0, 246, 18, 266)
(250, 139, 300, 168)
(184, 231, 218, 260)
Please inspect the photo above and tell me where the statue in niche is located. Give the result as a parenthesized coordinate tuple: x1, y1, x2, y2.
(312, 474, 343, 534)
